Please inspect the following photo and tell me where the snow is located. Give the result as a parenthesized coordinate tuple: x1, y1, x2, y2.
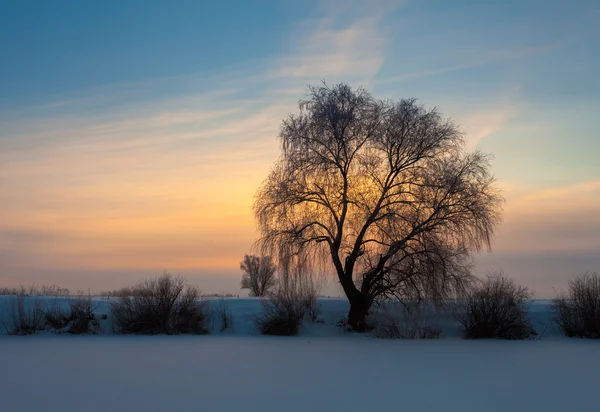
(0, 297, 597, 411)
(1, 336, 598, 412)
(0, 296, 564, 337)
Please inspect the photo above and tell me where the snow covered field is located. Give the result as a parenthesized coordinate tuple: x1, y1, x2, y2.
(1, 336, 598, 412)
(1, 297, 597, 412)
(0, 296, 561, 337)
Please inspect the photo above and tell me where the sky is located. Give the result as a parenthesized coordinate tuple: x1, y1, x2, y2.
(1, 0, 599, 297)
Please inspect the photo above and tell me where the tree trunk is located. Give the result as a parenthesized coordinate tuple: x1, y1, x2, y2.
(334, 259, 373, 332)
(347, 293, 372, 332)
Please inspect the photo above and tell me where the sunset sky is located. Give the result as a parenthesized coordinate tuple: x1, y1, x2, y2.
(1, 0, 599, 296)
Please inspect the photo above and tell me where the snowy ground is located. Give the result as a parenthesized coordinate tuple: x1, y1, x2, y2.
(0, 296, 562, 337)
(0, 297, 597, 411)
(1, 336, 599, 412)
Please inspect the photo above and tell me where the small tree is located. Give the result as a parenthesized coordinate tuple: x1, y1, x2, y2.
(255, 83, 503, 330)
(240, 255, 277, 297)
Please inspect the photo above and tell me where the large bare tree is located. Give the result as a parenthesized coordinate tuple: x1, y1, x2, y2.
(240, 255, 277, 297)
(254, 83, 503, 331)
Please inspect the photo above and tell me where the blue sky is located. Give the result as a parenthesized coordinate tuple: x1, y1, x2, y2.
(1, 0, 599, 295)
(1, 0, 314, 105)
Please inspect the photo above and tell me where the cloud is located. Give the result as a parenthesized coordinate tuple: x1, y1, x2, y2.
(375, 41, 566, 85)
(274, 18, 385, 80)
(3, 0, 592, 297)
(491, 180, 600, 254)
(473, 179, 600, 296)
(459, 105, 517, 149)
(0, 0, 401, 291)
(272, 0, 402, 82)
(475, 250, 600, 298)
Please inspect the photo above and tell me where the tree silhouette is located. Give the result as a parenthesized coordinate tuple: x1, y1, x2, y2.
(255, 83, 503, 331)
(240, 255, 277, 297)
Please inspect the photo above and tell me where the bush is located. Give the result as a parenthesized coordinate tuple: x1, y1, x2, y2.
(110, 273, 209, 335)
(44, 295, 99, 334)
(457, 273, 536, 340)
(2, 294, 45, 335)
(44, 302, 71, 330)
(255, 288, 307, 336)
(554, 273, 600, 339)
(255, 265, 322, 335)
(370, 302, 442, 339)
(69, 296, 99, 334)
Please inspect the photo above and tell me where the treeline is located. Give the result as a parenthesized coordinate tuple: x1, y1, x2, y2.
(0, 284, 71, 297)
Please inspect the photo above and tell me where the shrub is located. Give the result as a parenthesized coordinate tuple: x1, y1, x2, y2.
(2, 293, 45, 335)
(457, 272, 536, 340)
(68, 295, 98, 334)
(370, 302, 442, 339)
(44, 295, 99, 334)
(554, 273, 600, 339)
(255, 264, 323, 335)
(255, 288, 307, 336)
(44, 303, 71, 330)
(110, 273, 209, 335)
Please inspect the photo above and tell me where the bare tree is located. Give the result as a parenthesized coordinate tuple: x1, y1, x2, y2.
(240, 255, 277, 297)
(254, 83, 503, 331)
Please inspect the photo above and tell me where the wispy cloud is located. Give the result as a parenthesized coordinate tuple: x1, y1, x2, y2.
(2, 0, 595, 295)
(491, 180, 600, 254)
(376, 41, 567, 85)
(272, 0, 402, 83)
(274, 18, 385, 80)
(471, 179, 600, 297)
(459, 104, 517, 149)
(0, 0, 400, 291)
